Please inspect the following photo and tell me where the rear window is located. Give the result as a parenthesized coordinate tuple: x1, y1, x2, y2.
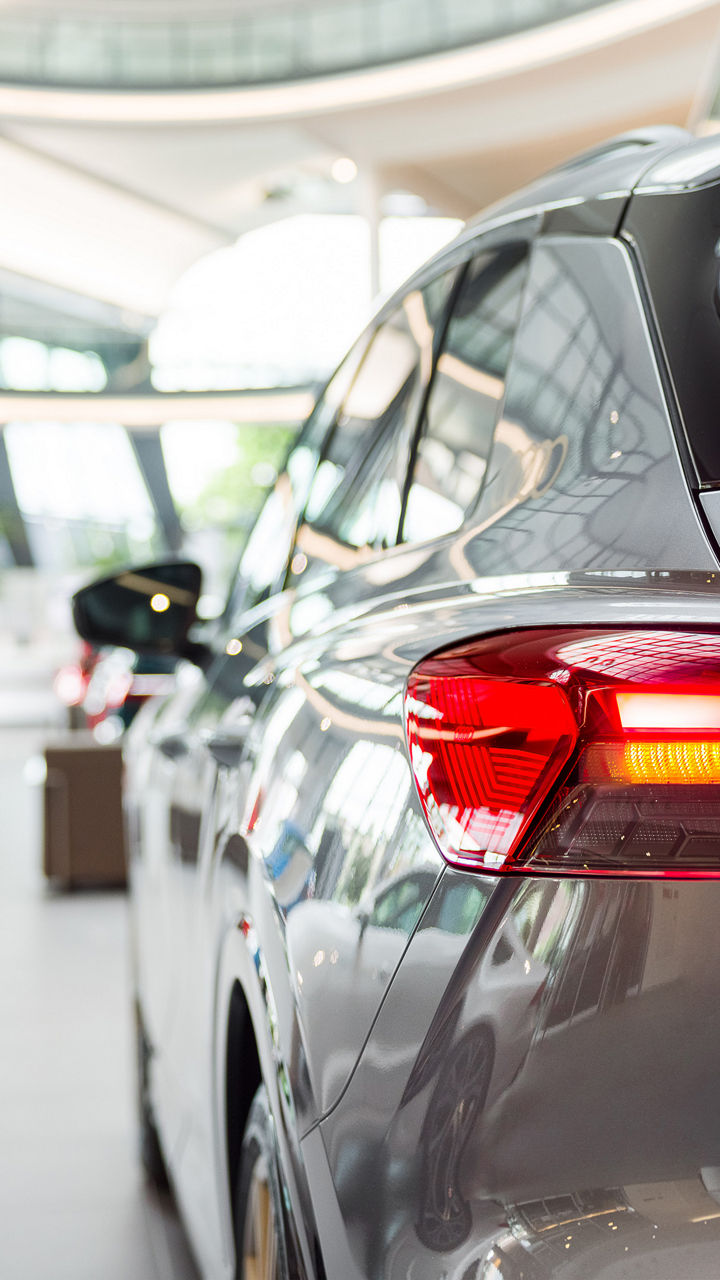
(624, 183, 720, 484)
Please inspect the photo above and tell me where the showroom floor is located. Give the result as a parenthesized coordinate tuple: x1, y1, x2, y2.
(0, 729, 200, 1280)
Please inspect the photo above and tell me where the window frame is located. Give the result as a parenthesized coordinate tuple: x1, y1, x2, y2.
(285, 212, 540, 581)
(300, 271, 461, 555)
(398, 227, 535, 547)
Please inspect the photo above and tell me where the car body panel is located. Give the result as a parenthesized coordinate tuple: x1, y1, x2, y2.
(315, 867, 720, 1279)
(109, 129, 720, 1280)
(164, 570, 720, 1277)
(464, 126, 690, 237)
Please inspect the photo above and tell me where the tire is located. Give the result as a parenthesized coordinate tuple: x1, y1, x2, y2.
(135, 1004, 170, 1190)
(235, 1085, 297, 1280)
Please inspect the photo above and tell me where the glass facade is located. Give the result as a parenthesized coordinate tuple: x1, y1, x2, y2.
(0, 0, 611, 90)
(0, 399, 302, 600)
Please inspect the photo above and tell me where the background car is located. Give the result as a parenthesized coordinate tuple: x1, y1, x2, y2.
(73, 126, 720, 1280)
(54, 642, 176, 738)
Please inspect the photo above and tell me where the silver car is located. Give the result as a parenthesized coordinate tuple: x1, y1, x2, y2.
(74, 125, 720, 1280)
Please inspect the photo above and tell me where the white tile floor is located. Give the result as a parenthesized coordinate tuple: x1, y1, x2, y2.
(0, 730, 201, 1280)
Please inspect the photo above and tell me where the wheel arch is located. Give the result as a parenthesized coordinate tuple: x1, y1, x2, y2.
(217, 902, 332, 1280)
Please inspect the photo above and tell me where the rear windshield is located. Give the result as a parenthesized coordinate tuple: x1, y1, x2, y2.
(624, 183, 720, 485)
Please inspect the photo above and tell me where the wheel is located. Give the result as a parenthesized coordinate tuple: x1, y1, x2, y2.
(135, 1003, 170, 1189)
(235, 1085, 296, 1280)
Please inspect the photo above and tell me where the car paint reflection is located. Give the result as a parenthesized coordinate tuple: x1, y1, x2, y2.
(241, 665, 444, 1118)
(318, 873, 720, 1278)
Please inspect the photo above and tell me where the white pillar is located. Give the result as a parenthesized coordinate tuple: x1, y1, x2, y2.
(358, 168, 382, 302)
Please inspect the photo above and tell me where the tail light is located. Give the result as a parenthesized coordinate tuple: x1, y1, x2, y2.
(404, 628, 720, 877)
(53, 664, 86, 708)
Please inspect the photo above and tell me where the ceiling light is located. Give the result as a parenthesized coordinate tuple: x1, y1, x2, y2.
(331, 157, 358, 184)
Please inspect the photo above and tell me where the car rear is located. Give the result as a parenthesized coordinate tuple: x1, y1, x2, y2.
(305, 140, 720, 1279)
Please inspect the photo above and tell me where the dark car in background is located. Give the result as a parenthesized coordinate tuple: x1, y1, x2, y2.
(73, 127, 720, 1280)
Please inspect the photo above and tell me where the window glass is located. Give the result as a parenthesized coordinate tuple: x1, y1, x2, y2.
(286, 331, 371, 510)
(402, 244, 528, 544)
(462, 237, 692, 573)
(225, 333, 371, 618)
(298, 270, 457, 571)
(3, 420, 163, 570)
(623, 185, 720, 483)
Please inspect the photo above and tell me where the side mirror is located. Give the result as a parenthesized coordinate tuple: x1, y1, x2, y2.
(72, 561, 203, 660)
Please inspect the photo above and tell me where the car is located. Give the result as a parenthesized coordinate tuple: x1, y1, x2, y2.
(80, 647, 176, 739)
(53, 640, 100, 726)
(72, 124, 720, 1280)
(54, 643, 176, 738)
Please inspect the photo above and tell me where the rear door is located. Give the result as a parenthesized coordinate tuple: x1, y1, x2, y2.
(128, 348, 366, 1128)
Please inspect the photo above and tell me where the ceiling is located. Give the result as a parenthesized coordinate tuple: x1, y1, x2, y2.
(0, 0, 717, 327)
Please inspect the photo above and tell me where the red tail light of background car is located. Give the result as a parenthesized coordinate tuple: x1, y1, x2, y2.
(405, 628, 720, 877)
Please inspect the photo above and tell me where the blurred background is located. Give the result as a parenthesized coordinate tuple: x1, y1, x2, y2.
(1, 1, 720, 1276)
(1, 0, 720, 724)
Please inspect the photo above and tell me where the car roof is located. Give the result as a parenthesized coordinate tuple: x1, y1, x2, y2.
(369, 126, 712, 334)
(469, 125, 693, 232)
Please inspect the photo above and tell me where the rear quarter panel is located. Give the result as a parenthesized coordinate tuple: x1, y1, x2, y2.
(291, 571, 720, 1280)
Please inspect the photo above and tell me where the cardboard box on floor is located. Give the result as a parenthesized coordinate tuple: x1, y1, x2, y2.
(43, 733, 126, 887)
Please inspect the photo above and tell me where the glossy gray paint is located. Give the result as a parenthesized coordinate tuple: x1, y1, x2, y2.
(471, 236, 711, 570)
(114, 133, 720, 1280)
(317, 868, 720, 1280)
(129, 572, 720, 1280)
(251, 570, 720, 1279)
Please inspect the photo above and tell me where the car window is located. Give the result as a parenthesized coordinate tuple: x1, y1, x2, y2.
(293, 269, 458, 579)
(402, 243, 528, 544)
(464, 236, 692, 571)
(623, 184, 720, 484)
(223, 333, 371, 621)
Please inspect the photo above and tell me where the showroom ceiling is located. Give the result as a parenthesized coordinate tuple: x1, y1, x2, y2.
(0, 0, 717, 323)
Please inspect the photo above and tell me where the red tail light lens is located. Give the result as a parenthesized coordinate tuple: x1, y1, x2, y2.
(405, 629, 720, 877)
